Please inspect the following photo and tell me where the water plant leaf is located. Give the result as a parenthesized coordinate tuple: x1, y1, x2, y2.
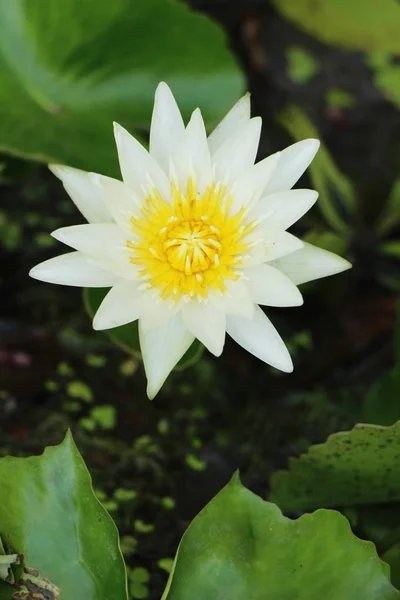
(271, 0, 400, 54)
(279, 105, 355, 233)
(84, 287, 203, 371)
(0, 432, 128, 600)
(0, 0, 242, 176)
(270, 421, 400, 512)
(162, 474, 399, 600)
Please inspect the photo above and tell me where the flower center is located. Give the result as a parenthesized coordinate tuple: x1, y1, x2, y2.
(127, 178, 256, 302)
(163, 221, 221, 275)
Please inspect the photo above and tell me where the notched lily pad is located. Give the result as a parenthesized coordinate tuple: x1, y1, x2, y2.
(0, 432, 128, 600)
(270, 421, 400, 512)
(162, 474, 399, 600)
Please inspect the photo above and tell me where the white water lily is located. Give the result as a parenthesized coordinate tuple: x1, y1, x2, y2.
(30, 83, 351, 398)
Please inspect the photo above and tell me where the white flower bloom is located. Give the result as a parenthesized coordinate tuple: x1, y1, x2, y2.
(30, 83, 351, 398)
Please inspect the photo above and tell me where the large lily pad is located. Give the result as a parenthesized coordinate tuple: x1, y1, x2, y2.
(271, 0, 400, 54)
(0, 0, 242, 176)
(270, 421, 400, 512)
(162, 474, 399, 600)
(0, 432, 128, 600)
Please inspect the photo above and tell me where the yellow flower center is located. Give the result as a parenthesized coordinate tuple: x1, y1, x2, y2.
(127, 178, 255, 301)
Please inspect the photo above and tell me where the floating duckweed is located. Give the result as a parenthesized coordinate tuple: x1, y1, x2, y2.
(90, 405, 116, 430)
(57, 362, 74, 377)
(157, 558, 174, 573)
(85, 353, 107, 368)
(185, 454, 206, 471)
(67, 380, 93, 403)
(134, 520, 155, 534)
(114, 488, 138, 502)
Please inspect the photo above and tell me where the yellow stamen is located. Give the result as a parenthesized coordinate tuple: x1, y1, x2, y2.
(127, 177, 255, 301)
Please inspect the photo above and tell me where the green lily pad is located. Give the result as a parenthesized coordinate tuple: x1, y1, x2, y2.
(279, 105, 355, 233)
(270, 421, 400, 512)
(271, 0, 400, 54)
(84, 287, 203, 370)
(162, 474, 399, 600)
(0, 432, 128, 600)
(0, 0, 242, 176)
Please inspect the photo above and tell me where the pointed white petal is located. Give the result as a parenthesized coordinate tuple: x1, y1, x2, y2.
(89, 173, 140, 234)
(208, 279, 254, 319)
(49, 165, 112, 224)
(254, 189, 318, 232)
(182, 302, 226, 357)
(139, 314, 195, 399)
(272, 242, 352, 285)
(226, 305, 293, 372)
(245, 264, 303, 306)
(230, 151, 281, 214)
(52, 224, 128, 258)
(263, 232, 304, 262)
(264, 139, 320, 195)
(139, 291, 178, 332)
(212, 117, 262, 183)
(29, 252, 119, 287)
(150, 82, 185, 173)
(93, 279, 142, 330)
(113, 122, 170, 200)
(208, 93, 251, 155)
(173, 108, 211, 193)
(243, 231, 304, 265)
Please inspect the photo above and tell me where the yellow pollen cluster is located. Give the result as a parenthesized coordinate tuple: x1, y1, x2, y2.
(127, 178, 255, 301)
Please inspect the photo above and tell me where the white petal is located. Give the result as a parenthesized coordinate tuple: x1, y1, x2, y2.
(150, 82, 185, 173)
(212, 117, 262, 184)
(230, 151, 281, 214)
(243, 231, 304, 264)
(93, 280, 142, 330)
(271, 242, 352, 285)
(49, 165, 112, 224)
(208, 279, 254, 319)
(182, 302, 226, 357)
(208, 93, 251, 155)
(90, 173, 141, 235)
(226, 306, 293, 372)
(29, 252, 119, 287)
(113, 122, 170, 200)
(264, 139, 320, 195)
(262, 231, 304, 262)
(52, 224, 128, 258)
(245, 264, 303, 306)
(139, 314, 195, 399)
(254, 189, 318, 232)
(139, 291, 178, 332)
(173, 108, 211, 193)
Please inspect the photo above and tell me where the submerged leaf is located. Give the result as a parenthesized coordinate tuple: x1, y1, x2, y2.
(279, 105, 355, 233)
